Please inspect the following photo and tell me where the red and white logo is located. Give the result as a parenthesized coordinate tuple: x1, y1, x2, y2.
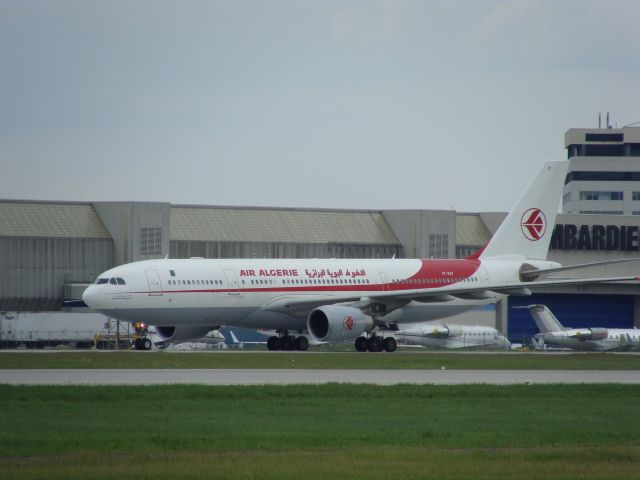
(521, 208, 546, 241)
(343, 316, 355, 331)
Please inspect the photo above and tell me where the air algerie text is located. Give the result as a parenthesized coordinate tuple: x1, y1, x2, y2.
(240, 269, 299, 277)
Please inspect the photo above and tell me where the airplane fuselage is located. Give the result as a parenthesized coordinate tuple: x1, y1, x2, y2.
(82, 257, 549, 331)
(537, 330, 640, 352)
(395, 324, 511, 350)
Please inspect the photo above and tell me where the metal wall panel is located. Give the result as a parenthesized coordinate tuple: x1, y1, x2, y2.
(170, 207, 400, 244)
(170, 241, 402, 260)
(0, 237, 113, 310)
(0, 202, 110, 238)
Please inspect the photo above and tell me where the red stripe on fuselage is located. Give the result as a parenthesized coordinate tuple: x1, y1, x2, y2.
(387, 259, 481, 291)
(122, 259, 481, 295)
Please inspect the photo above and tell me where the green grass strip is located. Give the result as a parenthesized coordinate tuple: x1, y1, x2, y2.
(1, 384, 640, 479)
(1, 351, 640, 369)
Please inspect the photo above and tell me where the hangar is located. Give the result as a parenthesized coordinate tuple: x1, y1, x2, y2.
(1, 201, 638, 344)
(1, 125, 639, 345)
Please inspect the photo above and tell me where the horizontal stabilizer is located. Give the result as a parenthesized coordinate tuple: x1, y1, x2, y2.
(521, 258, 640, 280)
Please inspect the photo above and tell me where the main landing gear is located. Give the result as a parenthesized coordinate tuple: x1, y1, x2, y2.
(267, 334, 309, 351)
(355, 334, 397, 353)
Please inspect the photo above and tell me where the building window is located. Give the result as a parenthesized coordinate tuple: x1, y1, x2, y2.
(578, 211, 623, 215)
(565, 171, 640, 183)
(429, 234, 448, 258)
(585, 133, 624, 142)
(455, 246, 481, 259)
(579, 191, 623, 201)
(141, 227, 162, 256)
(633, 192, 640, 201)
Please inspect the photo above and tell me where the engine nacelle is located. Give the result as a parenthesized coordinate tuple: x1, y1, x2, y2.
(430, 325, 464, 338)
(588, 328, 609, 340)
(571, 328, 608, 340)
(154, 326, 217, 344)
(307, 306, 373, 342)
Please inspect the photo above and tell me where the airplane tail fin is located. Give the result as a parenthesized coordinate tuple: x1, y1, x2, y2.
(479, 161, 568, 260)
(528, 304, 565, 333)
(230, 331, 239, 344)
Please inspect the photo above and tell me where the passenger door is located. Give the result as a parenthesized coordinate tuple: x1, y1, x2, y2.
(224, 269, 240, 295)
(145, 270, 163, 296)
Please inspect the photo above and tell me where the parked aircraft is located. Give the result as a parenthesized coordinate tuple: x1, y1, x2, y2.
(148, 326, 225, 350)
(395, 323, 510, 350)
(82, 161, 638, 352)
(527, 304, 640, 351)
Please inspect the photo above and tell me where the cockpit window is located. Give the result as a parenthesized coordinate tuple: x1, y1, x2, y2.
(96, 278, 109, 285)
(116, 278, 126, 285)
(109, 278, 118, 285)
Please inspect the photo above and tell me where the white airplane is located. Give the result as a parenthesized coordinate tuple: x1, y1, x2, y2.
(82, 161, 638, 352)
(527, 304, 640, 352)
(395, 323, 510, 350)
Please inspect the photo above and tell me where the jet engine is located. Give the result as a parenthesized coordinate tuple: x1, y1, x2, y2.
(429, 325, 464, 338)
(155, 326, 218, 344)
(572, 328, 608, 340)
(307, 305, 373, 342)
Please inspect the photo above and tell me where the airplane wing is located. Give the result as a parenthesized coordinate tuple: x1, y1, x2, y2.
(520, 258, 640, 280)
(261, 294, 365, 315)
(368, 275, 640, 303)
(262, 276, 639, 316)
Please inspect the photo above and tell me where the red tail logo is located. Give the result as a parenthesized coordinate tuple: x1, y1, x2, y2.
(343, 316, 355, 331)
(521, 208, 546, 241)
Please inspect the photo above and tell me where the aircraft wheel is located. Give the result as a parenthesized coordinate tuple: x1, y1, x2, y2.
(134, 338, 142, 350)
(267, 336, 280, 351)
(142, 337, 152, 351)
(383, 337, 397, 353)
(280, 335, 296, 351)
(295, 336, 309, 351)
(367, 336, 384, 352)
(355, 336, 368, 352)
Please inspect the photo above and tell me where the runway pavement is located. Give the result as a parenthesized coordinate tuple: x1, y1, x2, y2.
(1, 368, 640, 385)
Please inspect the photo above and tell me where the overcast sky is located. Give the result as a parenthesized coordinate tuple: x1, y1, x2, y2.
(1, 0, 639, 212)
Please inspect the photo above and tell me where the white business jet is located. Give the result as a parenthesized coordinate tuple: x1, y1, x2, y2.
(528, 304, 640, 351)
(82, 161, 637, 352)
(395, 323, 510, 350)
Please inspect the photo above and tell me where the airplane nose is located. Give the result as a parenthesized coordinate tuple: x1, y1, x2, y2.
(82, 285, 96, 309)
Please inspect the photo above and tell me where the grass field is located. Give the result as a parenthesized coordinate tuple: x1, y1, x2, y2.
(1, 350, 640, 370)
(1, 384, 639, 479)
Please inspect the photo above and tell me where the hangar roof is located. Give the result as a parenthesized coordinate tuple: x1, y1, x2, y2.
(170, 206, 400, 244)
(456, 213, 491, 246)
(0, 202, 111, 238)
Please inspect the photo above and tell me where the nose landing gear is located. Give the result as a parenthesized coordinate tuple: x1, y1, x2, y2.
(134, 337, 152, 351)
